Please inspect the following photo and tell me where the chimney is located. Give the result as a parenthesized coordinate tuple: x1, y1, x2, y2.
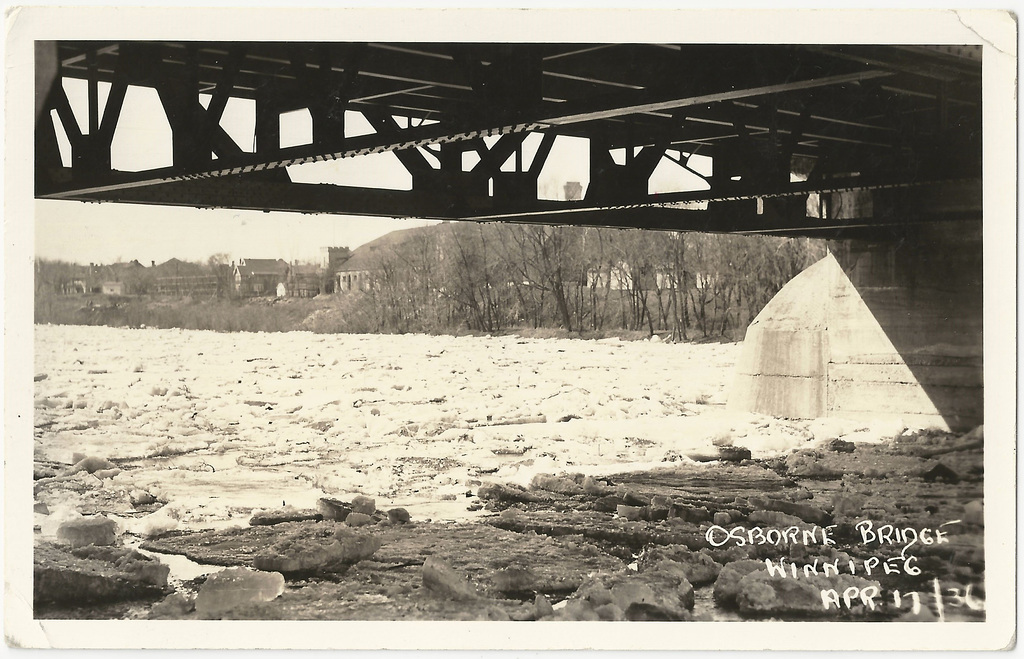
(151, 260, 155, 267)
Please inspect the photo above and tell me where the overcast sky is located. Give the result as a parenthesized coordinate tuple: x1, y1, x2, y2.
(34, 199, 442, 266)
(37, 71, 709, 266)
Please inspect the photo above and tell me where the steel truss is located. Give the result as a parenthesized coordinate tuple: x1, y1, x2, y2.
(36, 42, 982, 237)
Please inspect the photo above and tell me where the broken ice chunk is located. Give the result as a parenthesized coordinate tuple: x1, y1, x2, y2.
(194, 567, 285, 618)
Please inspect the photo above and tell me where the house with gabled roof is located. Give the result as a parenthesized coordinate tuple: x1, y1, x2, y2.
(234, 258, 288, 296)
(92, 259, 150, 294)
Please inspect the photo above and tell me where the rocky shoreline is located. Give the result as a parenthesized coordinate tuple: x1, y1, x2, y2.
(33, 426, 984, 622)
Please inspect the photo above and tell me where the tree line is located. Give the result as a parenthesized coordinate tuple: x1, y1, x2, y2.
(34, 255, 238, 297)
(354, 222, 825, 340)
(33, 223, 825, 340)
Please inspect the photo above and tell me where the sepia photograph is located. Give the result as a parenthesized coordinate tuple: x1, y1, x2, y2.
(5, 6, 1017, 651)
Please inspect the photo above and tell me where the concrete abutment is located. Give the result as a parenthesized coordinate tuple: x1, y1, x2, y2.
(729, 220, 983, 431)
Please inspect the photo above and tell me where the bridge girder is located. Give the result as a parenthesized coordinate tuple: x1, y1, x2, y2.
(36, 42, 982, 237)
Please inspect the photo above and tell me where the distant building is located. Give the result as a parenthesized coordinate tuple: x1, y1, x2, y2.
(152, 258, 223, 297)
(587, 261, 669, 292)
(318, 246, 352, 294)
(335, 244, 381, 293)
(91, 260, 149, 295)
(320, 246, 351, 272)
(287, 262, 322, 298)
(101, 281, 124, 295)
(234, 258, 288, 296)
(334, 226, 435, 293)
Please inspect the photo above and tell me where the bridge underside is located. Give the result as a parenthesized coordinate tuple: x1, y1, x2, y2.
(37, 42, 981, 238)
(36, 41, 984, 428)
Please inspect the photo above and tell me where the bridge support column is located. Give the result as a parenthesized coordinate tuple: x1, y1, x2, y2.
(728, 220, 983, 431)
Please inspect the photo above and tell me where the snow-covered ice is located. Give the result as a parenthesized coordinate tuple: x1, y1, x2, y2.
(33, 324, 905, 532)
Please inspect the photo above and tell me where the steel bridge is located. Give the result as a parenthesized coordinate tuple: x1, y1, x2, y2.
(36, 42, 981, 238)
(34, 41, 984, 430)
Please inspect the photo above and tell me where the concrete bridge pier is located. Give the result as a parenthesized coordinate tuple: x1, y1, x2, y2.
(729, 220, 983, 431)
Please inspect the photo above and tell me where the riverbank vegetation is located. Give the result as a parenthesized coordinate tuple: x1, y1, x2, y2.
(35, 225, 826, 341)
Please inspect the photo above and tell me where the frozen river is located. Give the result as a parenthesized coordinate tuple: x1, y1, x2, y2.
(33, 324, 893, 538)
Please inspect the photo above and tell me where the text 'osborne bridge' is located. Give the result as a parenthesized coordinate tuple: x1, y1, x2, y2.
(35, 42, 984, 430)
